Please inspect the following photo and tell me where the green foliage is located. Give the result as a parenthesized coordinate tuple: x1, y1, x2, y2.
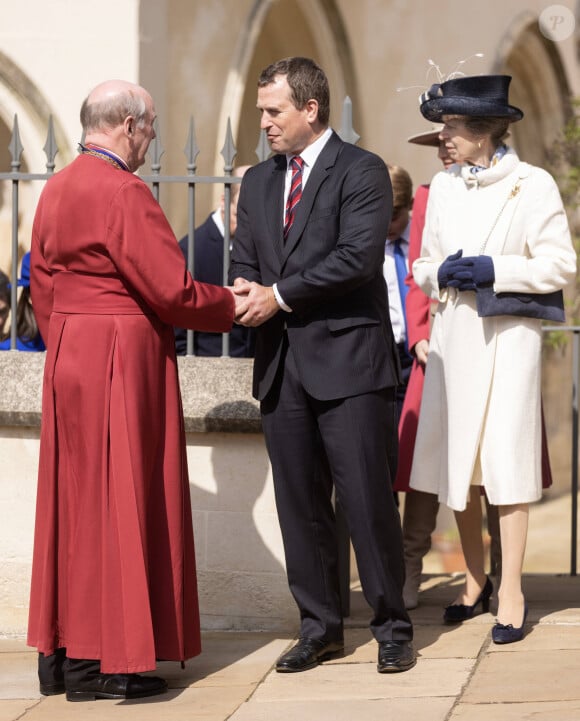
(546, 98, 580, 341)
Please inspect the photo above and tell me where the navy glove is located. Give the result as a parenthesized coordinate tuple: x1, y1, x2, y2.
(447, 255, 495, 291)
(437, 249, 463, 289)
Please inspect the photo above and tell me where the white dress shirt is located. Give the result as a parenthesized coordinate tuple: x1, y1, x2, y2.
(383, 222, 410, 345)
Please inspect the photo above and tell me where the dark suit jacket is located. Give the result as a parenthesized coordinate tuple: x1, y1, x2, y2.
(175, 214, 255, 357)
(229, 131, 401, 400)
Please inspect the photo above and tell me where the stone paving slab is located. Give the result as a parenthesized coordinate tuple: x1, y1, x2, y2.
(8, 688, 248, 721)
(0, 701, 38, 721)
(230, 696, 455, 721)
(0, 651, 38, 700)
(156, 632, 289, 688)
(450, 700, 580, 721)
(251, 658, 474, 702)
(462, 648, 580, 703)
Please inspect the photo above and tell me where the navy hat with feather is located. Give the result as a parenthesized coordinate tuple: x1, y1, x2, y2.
(419, 75, 523, 123)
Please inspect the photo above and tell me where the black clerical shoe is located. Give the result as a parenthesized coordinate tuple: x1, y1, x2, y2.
(377, 641, 416, 673)
(65, 673, 168, 702)
(275, 638, 344, 673)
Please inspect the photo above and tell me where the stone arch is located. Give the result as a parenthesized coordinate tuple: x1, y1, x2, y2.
(493, 12, 571, 166)
(214, 0, 356, 169)
(0, 50, 72, 173)
(0, 51, 72, 270)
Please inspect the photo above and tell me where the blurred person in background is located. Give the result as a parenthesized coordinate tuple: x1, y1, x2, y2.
(0, 252, 46, 351)
(175, 165, 255, 357)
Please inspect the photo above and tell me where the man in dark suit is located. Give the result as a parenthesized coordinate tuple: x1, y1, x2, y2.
(230, 57, 414, 674)
(175, 166, 255, 356)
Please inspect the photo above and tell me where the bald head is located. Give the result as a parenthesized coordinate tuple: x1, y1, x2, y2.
(80, 80, 150, 134)
(80, 80, 157, 172)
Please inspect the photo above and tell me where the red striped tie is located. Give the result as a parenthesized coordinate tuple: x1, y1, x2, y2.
(283, 156, 304, 240)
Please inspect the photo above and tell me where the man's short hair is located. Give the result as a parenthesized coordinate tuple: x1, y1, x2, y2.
(258, 57, 330, 126)
(80, 90, 147, 134)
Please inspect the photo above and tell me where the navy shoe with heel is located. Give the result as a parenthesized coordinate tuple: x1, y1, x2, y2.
(492, 603, 528, 644)
(443, 576, 493, 623)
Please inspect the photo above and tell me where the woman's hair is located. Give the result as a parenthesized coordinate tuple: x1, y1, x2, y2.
(15, 287, 40, 342)
(258, 57, 330, 126)
(80, 89, 147, 133)
(462, 116, 510, 147)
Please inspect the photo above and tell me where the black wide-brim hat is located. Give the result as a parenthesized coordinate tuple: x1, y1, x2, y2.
(419, 75, 523, 123)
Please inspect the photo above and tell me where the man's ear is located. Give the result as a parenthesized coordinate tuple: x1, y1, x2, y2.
(124, 116, 134, 137)
(304, 99, 319, 123)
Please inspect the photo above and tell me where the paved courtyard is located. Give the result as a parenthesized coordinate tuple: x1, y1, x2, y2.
(1, 491, 579, 720)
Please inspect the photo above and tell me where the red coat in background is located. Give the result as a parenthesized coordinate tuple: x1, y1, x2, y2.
(28, 153, 235, 673)
(394, 183, 552, 493)
(393, 185, 432, 492)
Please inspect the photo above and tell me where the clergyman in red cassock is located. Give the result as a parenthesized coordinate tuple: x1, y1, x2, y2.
(27, 79, 243, 702)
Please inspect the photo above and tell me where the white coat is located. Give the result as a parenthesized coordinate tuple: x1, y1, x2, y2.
(409, 149, 576, 511)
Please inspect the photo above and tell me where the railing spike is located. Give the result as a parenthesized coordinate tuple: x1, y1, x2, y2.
(338, 96, 360, 146)
(43, 115, 58, 173)
(255, 129, 270, 163)
(148, 117, 164, 173)
(8, 115, 23, 171)
(183, 117, 200, 173)
(220, 118, 237, 173)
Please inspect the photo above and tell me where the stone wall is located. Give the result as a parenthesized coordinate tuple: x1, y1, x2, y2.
(0, 352, 297, 636)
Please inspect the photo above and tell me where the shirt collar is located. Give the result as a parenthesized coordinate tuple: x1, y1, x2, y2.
(211, 207, 225, 236)
(286, 127, 333, 169)
(388, 221, 411, 246)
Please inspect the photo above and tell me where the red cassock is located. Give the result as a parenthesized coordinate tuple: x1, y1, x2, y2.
(394, 184, 552, 493)
(27, 153, 235, 673)
(393, 185, 432, 492)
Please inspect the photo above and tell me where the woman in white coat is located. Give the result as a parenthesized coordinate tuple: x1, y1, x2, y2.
(409, 75, 576, 643)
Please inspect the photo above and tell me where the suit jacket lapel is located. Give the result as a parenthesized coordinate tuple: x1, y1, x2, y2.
(282, 132, 343, 263)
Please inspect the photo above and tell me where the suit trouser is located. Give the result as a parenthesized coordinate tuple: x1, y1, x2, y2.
(260, 341, 413, 643)
(38, 649, 100, 687)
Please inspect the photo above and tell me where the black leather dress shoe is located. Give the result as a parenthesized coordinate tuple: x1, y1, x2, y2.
(66, 673, 168, 702)
(377, 641, 416, 673)
(275, 638, 344, 673)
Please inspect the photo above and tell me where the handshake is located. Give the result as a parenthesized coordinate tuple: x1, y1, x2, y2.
(227, 277, 279, 327)
(437, 250, 495, 291)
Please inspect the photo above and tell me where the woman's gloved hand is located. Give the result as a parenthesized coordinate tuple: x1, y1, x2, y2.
(447, 255, 495, 291)
(437, 250, 464, 289)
